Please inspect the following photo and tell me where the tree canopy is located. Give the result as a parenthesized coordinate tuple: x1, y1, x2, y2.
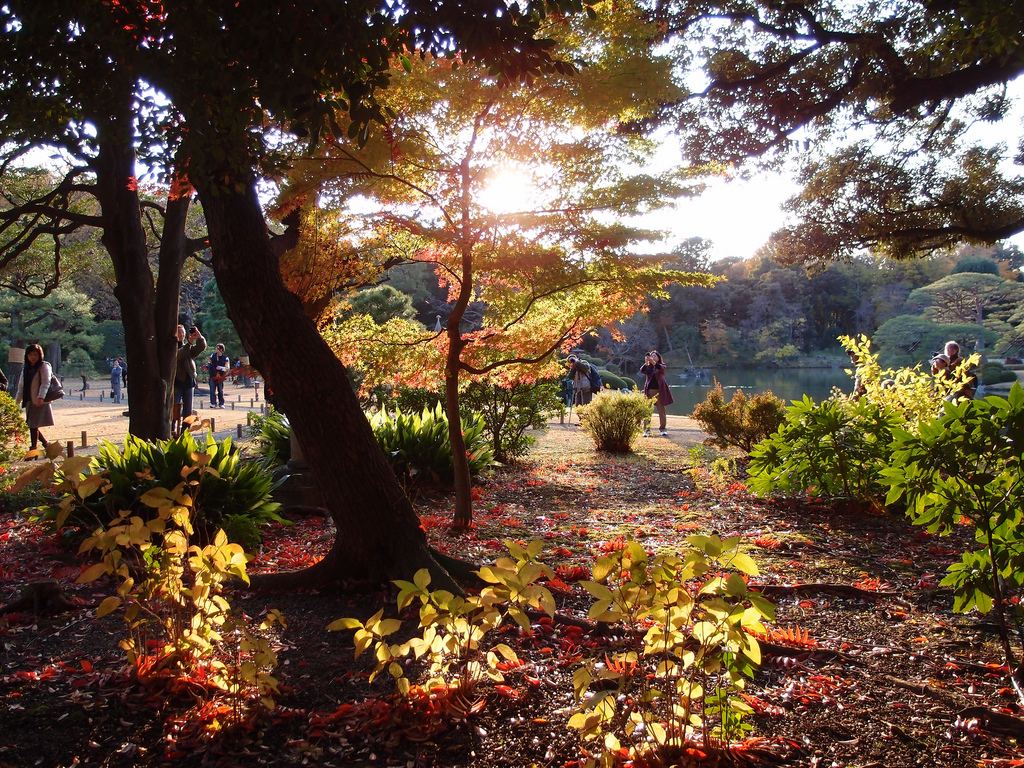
(655, 0, 1024, 264)
(300, 8, 713, 524)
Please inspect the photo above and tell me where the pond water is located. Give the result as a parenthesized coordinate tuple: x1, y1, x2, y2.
(644, 367, 856, 417)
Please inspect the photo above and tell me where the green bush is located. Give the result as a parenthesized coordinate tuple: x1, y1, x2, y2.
(691, 386, 786, 453)
(577, 390, 654, 453)
(0, 390, 29, 468)
(598, 370, 637, 391)
(247, 408, 291, 463)
(391, 385, 443, 414)
(883, 384, 1024, 683)
(460, 380, 562, 463)
(369, 404, 496, 485)
(747, 396, 902, 506)
(47, 432, 285, 550)
(980, 362, 1020, 386)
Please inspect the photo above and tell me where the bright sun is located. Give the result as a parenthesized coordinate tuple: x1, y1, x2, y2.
(477, 170, 536, 214)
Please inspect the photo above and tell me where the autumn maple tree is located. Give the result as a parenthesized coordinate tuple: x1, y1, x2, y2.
(1, 0, 602, 589)
(284, 6, 714, 526)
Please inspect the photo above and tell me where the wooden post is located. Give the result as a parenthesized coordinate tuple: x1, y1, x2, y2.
(81, 431, 87, 447)
(250, 399, 254, 408)
(99, 392, 103, 402)
(67, 442, 75, 458)
(80, 393, 84, 401)
(210, 418, 216, 433)
(231, 402, 235, 410)
(236, 424, 243, 438)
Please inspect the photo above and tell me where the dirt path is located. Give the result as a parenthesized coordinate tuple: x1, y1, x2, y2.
(27, 389, 709, 460)
(20, 380, 266, 458)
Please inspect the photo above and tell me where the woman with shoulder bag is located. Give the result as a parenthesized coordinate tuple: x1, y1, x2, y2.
(639, 350, 674, 437)
(19, 343, 54, 458)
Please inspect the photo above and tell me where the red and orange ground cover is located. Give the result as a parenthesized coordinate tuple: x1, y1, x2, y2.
(1, 426, 1020, 767)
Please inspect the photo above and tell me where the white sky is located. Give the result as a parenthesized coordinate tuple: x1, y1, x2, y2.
(641, 78, 1024, 262)
(645, 173, 801, 261)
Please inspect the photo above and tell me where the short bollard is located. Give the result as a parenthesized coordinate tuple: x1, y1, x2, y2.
(231, 402, 235, 410)
(236, 424, 243, 438)
(81, 431, 87, 447)
(210, 418, 216, 433)
(67, 442, 75, 458)
(250, 399, 254, 408)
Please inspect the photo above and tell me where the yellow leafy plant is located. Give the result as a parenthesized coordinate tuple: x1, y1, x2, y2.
(50, 450, 287, 727)
(839, 334, 978, 426)
(329, 539, 555, 697)
(569, 534, 773, 768)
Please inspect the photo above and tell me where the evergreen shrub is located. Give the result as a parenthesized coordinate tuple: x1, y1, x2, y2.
(44, 432, 284, 549)
(460, 380, 561, 463)
(981, 362, 1020, 385)
(578, 390, 653, 453)
(883, 384, 1024, 680)
(748, 396, 902, 507)
(691, 386, 785, 452)
(369, 404, 495, 485)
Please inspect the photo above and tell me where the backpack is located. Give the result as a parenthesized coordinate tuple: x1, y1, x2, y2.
(586, 363, 603, 392)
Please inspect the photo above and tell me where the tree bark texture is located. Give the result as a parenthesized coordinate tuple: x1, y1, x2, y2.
(198, 182, 453, 589)
(93, 122, 182, 440)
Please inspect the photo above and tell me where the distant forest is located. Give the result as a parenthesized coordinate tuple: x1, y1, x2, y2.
(5, 237, 1022, 380)
(378, 239, 1024, 372)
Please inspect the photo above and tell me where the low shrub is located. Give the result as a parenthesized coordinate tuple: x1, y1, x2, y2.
(883, 384, 1024, 693)
(577, 390, 653, 453)
(369, 404, 496, 485)
(572, 535, 772, 763)
(598, 370, 637, 391)
(329, 537, 772, 766)
(980, 362, 1020, 385)
(747, 396, 902, 507)
(691, 385, 786, 452)
(247, 408, 291, 463)
(63, 453, 286, 724)
(0, 390, 28, 467)
(460, 380, 562, 463)
(41, 432, 285, 550)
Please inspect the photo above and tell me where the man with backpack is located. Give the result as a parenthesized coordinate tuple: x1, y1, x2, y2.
(567, 355, 601, 406)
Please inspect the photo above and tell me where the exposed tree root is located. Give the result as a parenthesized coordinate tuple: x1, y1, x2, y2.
(750, 582, 896, 600)
(247, 537, 464, 596)
(0, 579, 76, 616)
(881, 674, 969, 710)
(428, 547, 483, 586)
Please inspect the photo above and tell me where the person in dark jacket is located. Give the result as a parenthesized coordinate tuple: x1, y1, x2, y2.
(640, 350, 674, 437)
(566, 355, 593, 406)
(173, 325, 206, 435)
(207, 344, 230, 408)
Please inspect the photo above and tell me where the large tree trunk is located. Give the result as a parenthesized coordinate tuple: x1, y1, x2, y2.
(93, 125, 179, 440)
(198, 182, 454, 589)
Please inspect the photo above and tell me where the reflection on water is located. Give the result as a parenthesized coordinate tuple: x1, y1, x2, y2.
(657, 368, 855, 417)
